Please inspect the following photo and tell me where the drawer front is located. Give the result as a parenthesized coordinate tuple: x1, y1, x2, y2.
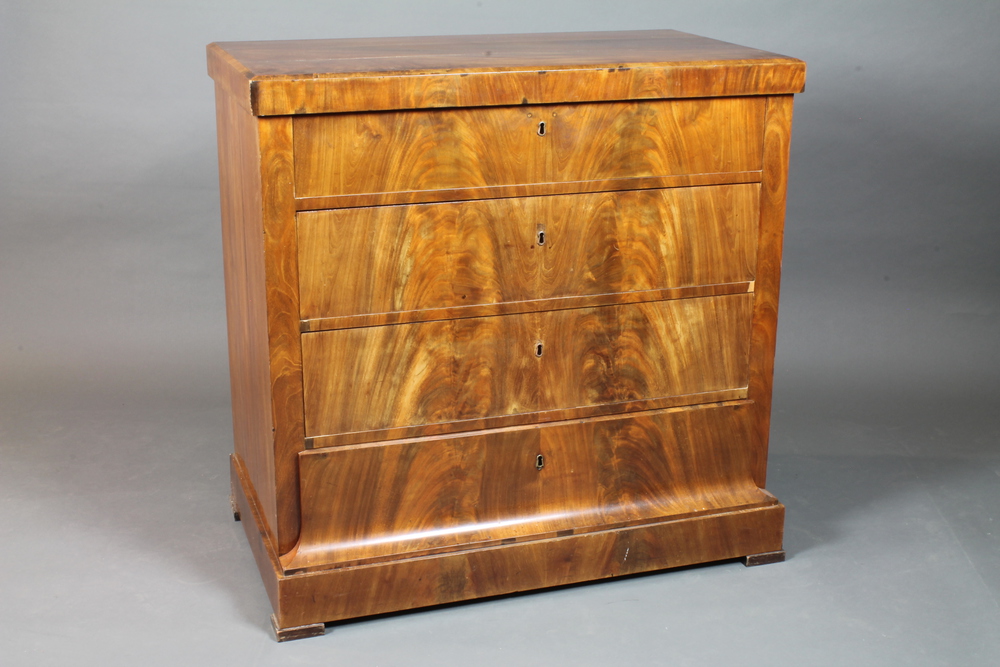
(292, 97, 764, 198)
(297, 184, 759, 321)
(301, 294, 752, 438)
(286, 402, 768, 569)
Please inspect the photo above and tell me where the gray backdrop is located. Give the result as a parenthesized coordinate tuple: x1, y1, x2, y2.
(2, 1, 998, 665)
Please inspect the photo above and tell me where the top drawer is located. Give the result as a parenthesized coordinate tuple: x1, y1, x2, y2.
(292, 97, 764, 199)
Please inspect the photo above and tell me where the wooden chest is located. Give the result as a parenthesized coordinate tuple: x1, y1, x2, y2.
(208, 29, 805, 641)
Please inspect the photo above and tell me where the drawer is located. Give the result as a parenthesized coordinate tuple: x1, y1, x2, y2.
(301, 293, 752, 439)
(292, 97, 764, 198)
(284, 401, 771, 570)
(297, 184, 759, 323)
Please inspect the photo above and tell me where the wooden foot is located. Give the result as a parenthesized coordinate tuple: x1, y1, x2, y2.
(742, 550, 785, 567)
(230, 493, 241, 522)
(271, 614, 325, 642)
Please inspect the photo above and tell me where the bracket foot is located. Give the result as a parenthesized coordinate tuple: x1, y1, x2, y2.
(742, 550, 785, 567)
(230, 493, 241, 522)
(271, 614, 325, 642)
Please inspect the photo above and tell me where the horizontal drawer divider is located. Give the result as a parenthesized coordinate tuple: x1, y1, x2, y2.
(305, 390, 749, 449)
(301, 281, 754, 333)
(293, 171, 762, 211)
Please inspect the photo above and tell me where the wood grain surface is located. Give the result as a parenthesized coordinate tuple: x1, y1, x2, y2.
(214, 83, 278, 541)
(206, 30, 805, 116)
(213, 31, 802, 635)
(278, 502, 785, 627)
(284, 402, 768, 571)
(301, 294, 752, 438)
(297, 184, 759, 323)
(256, 117, 308, 555)
(747, 95, 795, 488)
(233, 450, 784, 631)
(292, 97, 764, 198)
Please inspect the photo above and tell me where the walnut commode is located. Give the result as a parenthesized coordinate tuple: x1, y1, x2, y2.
(208, 30, 805, 641)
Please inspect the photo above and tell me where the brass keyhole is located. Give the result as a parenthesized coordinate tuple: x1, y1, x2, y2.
(535, 454, 545, 470)
(537, 121, 546, 136)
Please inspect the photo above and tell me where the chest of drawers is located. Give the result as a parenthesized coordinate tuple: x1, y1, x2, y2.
(208, 29, 805, 641)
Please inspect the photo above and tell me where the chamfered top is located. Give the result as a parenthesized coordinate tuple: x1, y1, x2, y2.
(208, 29, 805, 116)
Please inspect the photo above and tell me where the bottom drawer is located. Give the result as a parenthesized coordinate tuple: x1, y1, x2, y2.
(281, 401, 772, 573)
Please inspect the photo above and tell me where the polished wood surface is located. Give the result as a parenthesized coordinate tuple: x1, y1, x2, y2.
(232, 452, 784, 628)
(297, 184, 759, 322)
(214, 92, 306, 554)
(293, 98, 763, 198)
(211, 30, 802, 638)
(286, 402, 766, 571)
(301, 295, 752, 438)
(257, 118, 307, 554)
(214, 84, 278, 540)
(206, 30, 805, 116)
(214, 30, 804, 76)
(747, 95, 795, 488)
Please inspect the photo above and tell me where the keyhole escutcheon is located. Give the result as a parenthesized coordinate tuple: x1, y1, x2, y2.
(535, 454, 545, 471)
(537, 230, 545, 246)
(535, 341, 544, 357)
(537, 121, 546, 136)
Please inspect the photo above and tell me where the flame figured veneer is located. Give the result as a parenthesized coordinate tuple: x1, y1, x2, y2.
(208, 29, 804, 641)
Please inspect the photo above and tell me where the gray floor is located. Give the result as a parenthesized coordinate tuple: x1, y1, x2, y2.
(2, 299, 998, 665)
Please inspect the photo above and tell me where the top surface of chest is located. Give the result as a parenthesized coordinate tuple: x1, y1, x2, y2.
(207, 29, 805, 116)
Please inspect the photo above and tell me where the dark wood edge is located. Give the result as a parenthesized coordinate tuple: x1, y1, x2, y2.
(216, 88, 285, 548)
(742, 550, 786, 567)
(306, 390, 750, 448)
(292, 171, 762, 211)
(271, 614, 325, 642)
(231, 454, 282, 614)
(300, 282, 754, 333)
